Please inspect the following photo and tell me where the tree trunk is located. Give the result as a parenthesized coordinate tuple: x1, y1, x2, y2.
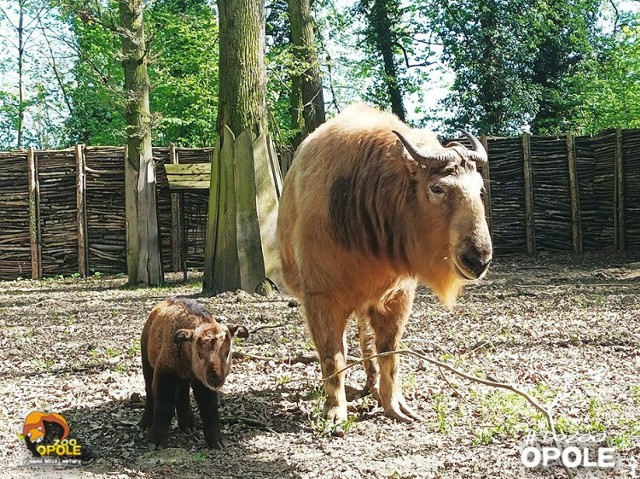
(17, 0, 25, 148)
(367, 0, 405, 121)
(119, 0, 163, 286)
(288, 0, 325, 146)
(203, 0, 282, 294)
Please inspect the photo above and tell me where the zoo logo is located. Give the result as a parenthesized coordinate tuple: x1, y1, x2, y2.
(22, 411, 81, 458)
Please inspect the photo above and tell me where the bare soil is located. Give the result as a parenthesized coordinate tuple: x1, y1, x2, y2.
(1, 252, 639, 478)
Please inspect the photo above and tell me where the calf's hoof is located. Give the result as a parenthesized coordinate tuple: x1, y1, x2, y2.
(147, 428, 169, 448)
(205, 431, 223, 449)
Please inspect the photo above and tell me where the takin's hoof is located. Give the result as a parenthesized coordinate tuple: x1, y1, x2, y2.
(177, 415, 196, 434)
(323, 402, 348, 424)
(204, 430, 223, 449)
(384, 401, 422, 423)
(147, 427, 170, 448)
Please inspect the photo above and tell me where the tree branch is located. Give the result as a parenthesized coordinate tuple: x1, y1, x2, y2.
(324, 348, 575, 479)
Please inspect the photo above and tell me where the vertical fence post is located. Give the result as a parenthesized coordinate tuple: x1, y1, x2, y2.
(479, 135, 493, 241)
(614, 127, 625, 251)
(75, 144, 88, 276)
(522, 133, 536, 255)
(27, 147, 42, 279)
(566, 132, 583, 254)
(169, 143, 182, 273)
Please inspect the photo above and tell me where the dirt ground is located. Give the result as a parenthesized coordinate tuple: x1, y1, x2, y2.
(1, 252, 639, 479)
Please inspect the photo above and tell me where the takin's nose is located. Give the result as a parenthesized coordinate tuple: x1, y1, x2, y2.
(206, 372, 226, 390)
(459, 249, 492, 279)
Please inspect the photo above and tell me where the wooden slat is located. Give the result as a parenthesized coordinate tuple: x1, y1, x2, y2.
(76, 144, 88, 276)
(522, 133, 536, 255)
(169, 143, 182, 273)
(27, 147, 42, 279)
(479, 135, 493, 240)
(164, 163, 211, 174)
(566, 132, 582, 254)
(614, 127, 625, 250)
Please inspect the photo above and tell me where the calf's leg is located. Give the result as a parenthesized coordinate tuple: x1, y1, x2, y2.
(176, 382, 196, 434)
(139, 354, 154, 431)
(304, 294, 350, 424)
(147, 372, 181, 447)
(192, 381, 222, 449)
(369, 286, 419, 423)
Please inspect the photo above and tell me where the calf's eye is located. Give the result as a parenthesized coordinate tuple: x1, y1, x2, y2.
(430, 184, 445, 195)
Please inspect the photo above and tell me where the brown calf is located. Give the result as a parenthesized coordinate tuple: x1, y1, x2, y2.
(140, 297, 248, 448)
(277, 104, 492, 424)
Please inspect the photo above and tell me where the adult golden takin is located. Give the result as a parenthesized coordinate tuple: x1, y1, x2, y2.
(277, 104, 492, 424)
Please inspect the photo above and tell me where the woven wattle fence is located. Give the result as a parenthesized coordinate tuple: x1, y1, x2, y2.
(0, 129, 639, 280)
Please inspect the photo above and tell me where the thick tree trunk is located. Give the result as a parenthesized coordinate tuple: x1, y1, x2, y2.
(203, 0, 281, 294)
(367, 0, 405, 121)
(288, 0, 325, 146)
(119, 0, 163, 286)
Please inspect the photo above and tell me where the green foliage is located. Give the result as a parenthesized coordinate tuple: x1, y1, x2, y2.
(148, 0, 220, 146)
(572, 16, 640, 134)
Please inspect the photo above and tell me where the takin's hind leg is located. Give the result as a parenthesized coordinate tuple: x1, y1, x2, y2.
(356, 313, 379, 399)
(369, 287, 421, 423)
(139, 354, 154, 432)
(303, 294, 350, 424)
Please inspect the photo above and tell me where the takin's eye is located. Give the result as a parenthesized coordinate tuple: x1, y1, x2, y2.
(430, 183, 445, 195)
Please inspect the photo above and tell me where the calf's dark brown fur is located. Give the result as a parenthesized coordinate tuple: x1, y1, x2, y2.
(140, 297, 248, 448)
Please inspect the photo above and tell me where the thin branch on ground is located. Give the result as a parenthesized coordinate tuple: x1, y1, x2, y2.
(323, 348, 575, 479)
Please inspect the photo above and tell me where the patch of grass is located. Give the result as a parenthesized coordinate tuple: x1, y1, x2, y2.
(470, 389, 546, 445)
(277, 374, 291, 386)
(89, 348, 99, 359)
(127, 340, 141, 358)
(105, 347, 119, 358)
(630, 385, 640, 407)
(192, 451, 207, 463)
(432, 392, 449, 434)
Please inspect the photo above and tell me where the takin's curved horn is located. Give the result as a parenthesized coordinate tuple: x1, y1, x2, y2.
(392, 130, 458, 164)
(450, 130, 488, 166)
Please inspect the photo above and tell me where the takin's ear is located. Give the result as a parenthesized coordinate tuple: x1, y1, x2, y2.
(173, 329, 195, 344)
(391, 138, 420, 175)
(228, 325, 249, 339)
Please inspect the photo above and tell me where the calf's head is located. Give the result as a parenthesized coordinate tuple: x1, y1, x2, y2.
(174, 322, 249, 390)
(393, 130, 493, 305)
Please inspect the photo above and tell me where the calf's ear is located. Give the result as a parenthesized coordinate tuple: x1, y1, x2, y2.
(229, 325, 249, 339)
(173, 329, 195, 344)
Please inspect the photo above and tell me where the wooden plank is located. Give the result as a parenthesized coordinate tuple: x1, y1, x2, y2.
(566, 132, 583, 254)
(479, 135, 493, 241)
(165, 179, 211, 190)
(164, 163, 212, 174)
(614, 127, 625, 250)
(76, 144, 88, 276)
(27, 147, 42, 279)
(522, 132, 536, 255)
(169, 143, 182, 272)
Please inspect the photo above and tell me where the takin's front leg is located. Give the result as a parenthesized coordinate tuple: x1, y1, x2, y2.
(147, 371, 181, 447)
(303, 294, 350, 424)
(192, 381, 222, 449)
(176, 382, 196, 434)
(369, 287, 420, 423)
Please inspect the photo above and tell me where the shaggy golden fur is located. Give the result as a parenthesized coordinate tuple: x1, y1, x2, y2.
(277, 104, 492, 423)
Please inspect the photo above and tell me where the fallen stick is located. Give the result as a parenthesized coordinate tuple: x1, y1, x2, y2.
(323, 348, 575, 479)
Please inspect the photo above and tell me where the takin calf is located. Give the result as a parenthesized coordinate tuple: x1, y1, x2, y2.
(277, 104, 492, 424)
(140, 297, 248, 448)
